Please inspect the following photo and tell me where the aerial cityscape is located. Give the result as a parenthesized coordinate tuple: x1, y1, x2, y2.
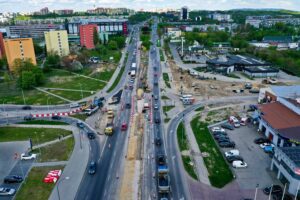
(0, 1, 300, 200)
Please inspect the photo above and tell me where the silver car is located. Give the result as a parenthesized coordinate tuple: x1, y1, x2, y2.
(0, 187, 16, 196)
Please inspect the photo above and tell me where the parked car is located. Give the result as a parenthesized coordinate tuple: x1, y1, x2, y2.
(76, 122, 84, 129)
(88, 161, 96, 175)
(154, 103, 159, 110)
(155, 138, 161, 146)
(226, 155, 244, 163)
(121, 123, 128, 131)
(254, 138, 270, 144)
(232, 161, 248, 168)
(21, 153, 37, 160)
(221, 123, 234, 130)
(213, 131, 228, 136)
(217, 138, 231, 143)
(263, 185, 282, 195)
(22, 105, 31, 110)
(219, 141, 235, 148)
(24, 115, 34, 121)
(4, 175, 23, 183)
(214, 134, 229, 139)
(260, 143, 275, 149)
(0, 187, 15, 196)
(225, 150, 239, 157)
(87, 132, 95, 140)
(211, 127, 225, 132)
(52, 115, 61, 120)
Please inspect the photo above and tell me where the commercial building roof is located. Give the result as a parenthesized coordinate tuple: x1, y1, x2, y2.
(271, 85, 300, 98)
(260, 102, 300, 140)
(244, 66, 279, 73)
(279, 147, 300, 167)
(207, 54, 270, 67)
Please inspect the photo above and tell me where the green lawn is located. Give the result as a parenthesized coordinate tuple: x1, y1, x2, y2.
(0, 127, 72, 145)
(182, 155, 198, 180)
(48, 90, 93, 101)
(107, 66, 125, 93)
(0, 82, 64, 105)
(162, 73, 171, 88)
(91, 69, 115, 82)
(163, 105, 175, 113)
(33, 137, 74, 162)
(164, 118, 171, 123)
(18, 120, 68, 125)
(15, 166, 65, 200)
(85, 49, 122, 63)
(190, 117, 233, 188)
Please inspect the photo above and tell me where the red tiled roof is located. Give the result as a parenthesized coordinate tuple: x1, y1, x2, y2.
(259, 102, 300, 130)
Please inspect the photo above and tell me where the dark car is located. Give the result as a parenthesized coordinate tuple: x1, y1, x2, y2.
(126, 103, 131, 109)
(155, 138, 161, 146)
(226, 155, 244, 163)
(52, 115, 61, 120)
(216, 138, 231, 143)
(87, 132, 95, 140)
(219, 141, 235, 148)
(88, 161, 96, 175)
(22, 106, 31, 110)
(254, 138, 270, 144)
(214, 134, 229, 139)
(213, 132, 228, 137)
(4, 175, 23, 183)
(24, 115, 34, 121)
(157, 155, 166, 165)
(221, 123, 234, 130)
(155, 115, 161, 124)
(263, 185, 282, 195)
(213, 131, 228, 135)
(76, 122, 84, 129)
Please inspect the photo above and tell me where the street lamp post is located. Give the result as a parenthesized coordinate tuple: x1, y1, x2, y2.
(57, 177, 70, 200)
(254, 184, 259, 200)
(3, 100, 8, 124)
(79, 83, 83, 99)
(47, 97, 50, 112)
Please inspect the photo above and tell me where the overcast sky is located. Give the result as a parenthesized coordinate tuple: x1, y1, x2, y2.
(0, 0, 300, 12)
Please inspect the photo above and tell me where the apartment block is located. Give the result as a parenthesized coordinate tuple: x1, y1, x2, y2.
(79, 24, 98, 49)
(45, 30, 70, 56)
(4, 38, 36, 71)
(0, 32, 5, 58)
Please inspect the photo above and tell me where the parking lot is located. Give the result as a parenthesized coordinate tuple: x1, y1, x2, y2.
(220, 124, 281, 190)
(0, 141, 29, 183)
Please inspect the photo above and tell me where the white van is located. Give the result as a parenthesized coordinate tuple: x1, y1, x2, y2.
(70, 103, 80, 108)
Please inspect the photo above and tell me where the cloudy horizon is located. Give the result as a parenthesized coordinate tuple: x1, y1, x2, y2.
(0, 0, 300, 13)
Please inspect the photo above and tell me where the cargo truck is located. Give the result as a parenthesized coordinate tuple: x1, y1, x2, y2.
(157, 155, 170, 193)
(105, 109, 115, 135)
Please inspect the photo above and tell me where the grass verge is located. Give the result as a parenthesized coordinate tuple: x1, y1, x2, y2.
(107, 66, 125, 93)
(190, 117, 233, 188)
(33, 136, 74, 162)
(70, 114, 88, 121)
(162, 73, 171, 88)
(177, 122, 198, 180)
(164, 118, 171, 123)
(163, 105, 175, 113)
(15, 166, 65, 200)
(195, 106, 205, 112)
(18, 120, 68, 125)
(161, 95, 170, 100)
(0, 127, 72, 145)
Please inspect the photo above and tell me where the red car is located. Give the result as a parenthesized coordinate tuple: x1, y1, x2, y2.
(43, 176, 58, 183)
(121, 123, 128, 131)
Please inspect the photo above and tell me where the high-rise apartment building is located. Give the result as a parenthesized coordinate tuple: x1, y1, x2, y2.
(45, 30, 70, 56)
(79, 24, 98, 49)
(180, 6, 189, 20)
(4, 38, 36, 71)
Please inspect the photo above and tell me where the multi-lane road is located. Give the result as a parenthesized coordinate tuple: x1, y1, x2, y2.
(75, 26, 140, 200)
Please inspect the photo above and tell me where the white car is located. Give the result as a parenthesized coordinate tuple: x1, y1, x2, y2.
(232, 161, 248, 168)
(260, 143, 274, 149)
(225, 150, 239, 157)
(0, 187, 16, 196)
(211, 127, 225, 132)
(21, 153, 37, 160)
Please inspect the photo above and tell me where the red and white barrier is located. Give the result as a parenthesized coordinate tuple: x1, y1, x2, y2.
(32, 108, 82, 118)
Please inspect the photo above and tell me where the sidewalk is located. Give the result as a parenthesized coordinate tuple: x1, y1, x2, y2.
(184, 111, 211, 186)
(33, 161, 68, 167)
(49, 126, 90, 200)
(32, 135, 73, 150)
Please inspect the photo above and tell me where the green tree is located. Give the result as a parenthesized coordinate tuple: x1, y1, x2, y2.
(32, 67, 45, 85)
(13, 58, 35, 75)
(44, 54, 60, 71)
(3, 72, 11, 86)
(21, 71, 36, 89)
(93, 28, 99, 46)
(108, 40, 118, 50)
(0, 58, 7, 70)
(33, 42, 44, 56)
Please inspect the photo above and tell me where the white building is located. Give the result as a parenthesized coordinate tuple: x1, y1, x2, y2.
(166, 28, 181, 39)
(208, 13, 232, 22)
